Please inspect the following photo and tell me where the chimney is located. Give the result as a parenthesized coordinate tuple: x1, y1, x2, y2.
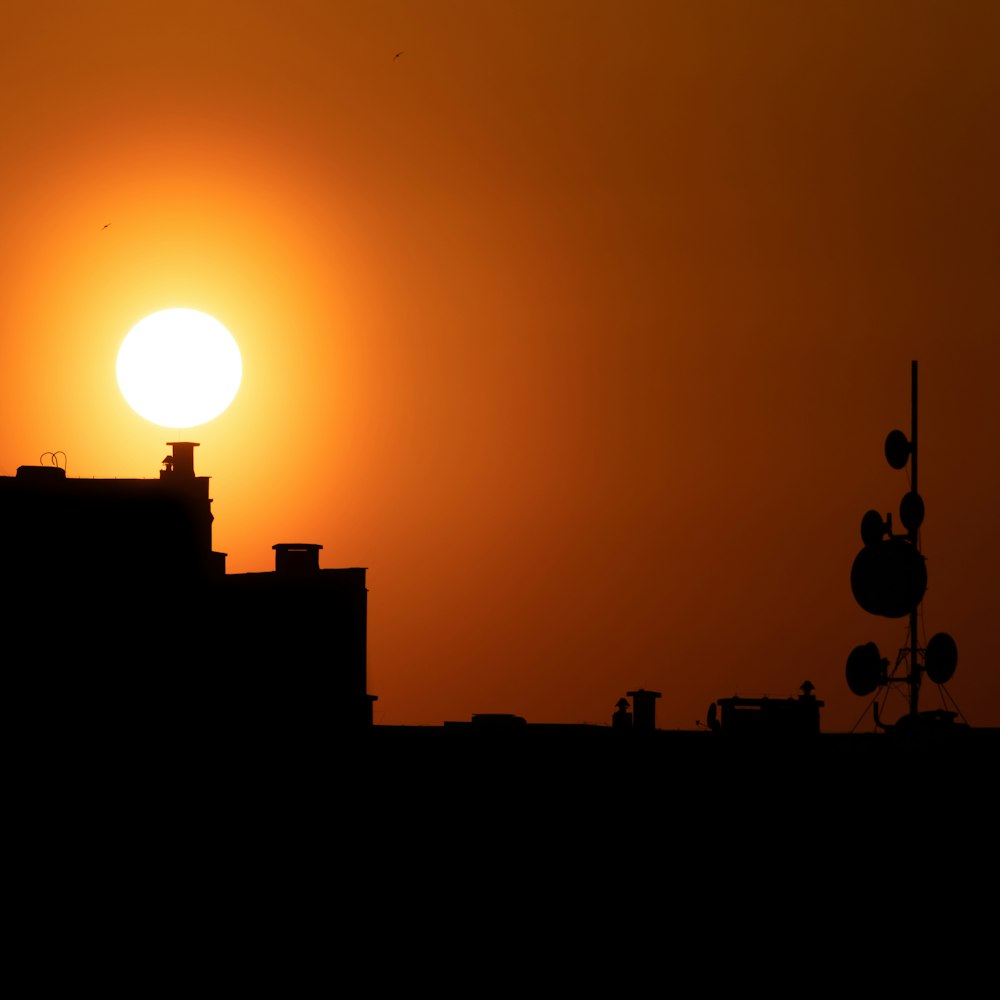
(273, 543, 323, 577)
(164, 442, 199, 479)
(626, 689, 662, 733)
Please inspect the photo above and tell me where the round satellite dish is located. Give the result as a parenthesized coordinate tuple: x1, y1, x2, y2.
(925, 632, 958, 685)
(899, 491, 925, 533)
(884, 429, 911, 470)
(850, 537, 927, 617)
(860, 509, 885, 547)
(846, 642, 884, 696)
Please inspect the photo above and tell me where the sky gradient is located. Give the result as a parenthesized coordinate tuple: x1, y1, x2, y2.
(1, 1, 997, 730)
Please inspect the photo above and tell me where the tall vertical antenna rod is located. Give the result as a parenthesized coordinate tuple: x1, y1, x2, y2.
(908, 360, 920, 716)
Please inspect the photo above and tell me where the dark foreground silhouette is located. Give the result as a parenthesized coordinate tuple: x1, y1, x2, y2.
(2, 439, 994, 799)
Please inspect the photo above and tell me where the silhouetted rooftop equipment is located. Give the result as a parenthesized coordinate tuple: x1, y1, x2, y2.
(846, 361, 960, 727)
(850, 536, 927, 618)
(626, 689, 661, 732)
(16, 465, 65, 482)
(612, 697, 632, 730)
(846, 642, 887, 697)
(712, 682, 823, 736)
(925, 632, 958, 686)
(163, 441, 199, 479)
(273, 543, 323, 576)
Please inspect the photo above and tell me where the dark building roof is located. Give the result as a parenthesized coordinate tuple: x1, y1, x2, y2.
(0, 443, 375, 730)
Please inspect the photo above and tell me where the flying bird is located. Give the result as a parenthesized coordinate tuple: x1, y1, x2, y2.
(101, 223, 111, 230)
(393, 51, 403, 61)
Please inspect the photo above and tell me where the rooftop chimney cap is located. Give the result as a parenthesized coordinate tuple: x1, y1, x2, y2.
(272, 543, 323, 576)
(162, 442, 200, 478)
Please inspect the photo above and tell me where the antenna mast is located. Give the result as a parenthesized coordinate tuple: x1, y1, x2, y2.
(907, 360, 920, 715)
(845, 361, 958, 726)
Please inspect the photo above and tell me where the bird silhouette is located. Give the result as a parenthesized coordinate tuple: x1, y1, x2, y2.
(393, 51, 403, 61)
(101, 223, 110, 230)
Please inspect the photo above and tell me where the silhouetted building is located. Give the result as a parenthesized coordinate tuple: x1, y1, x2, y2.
(217, 543, 373, 727)
(2, 441, 220, 591)
(0, 443, 375, 729)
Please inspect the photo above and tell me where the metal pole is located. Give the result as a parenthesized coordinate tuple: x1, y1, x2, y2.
(909, 360, 920, 716)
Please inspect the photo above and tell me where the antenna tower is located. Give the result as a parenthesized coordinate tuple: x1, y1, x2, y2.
(845, 362, 958, 722)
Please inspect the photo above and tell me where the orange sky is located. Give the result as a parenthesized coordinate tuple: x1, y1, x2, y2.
(1, 1, 997, 730)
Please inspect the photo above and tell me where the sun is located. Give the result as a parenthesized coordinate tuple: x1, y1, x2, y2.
(117, 309, 242, 428)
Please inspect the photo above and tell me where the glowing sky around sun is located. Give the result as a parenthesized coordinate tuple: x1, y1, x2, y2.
(1, 1, 998, 730)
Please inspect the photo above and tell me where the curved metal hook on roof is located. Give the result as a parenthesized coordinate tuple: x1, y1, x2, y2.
(39, 451, 67, 473)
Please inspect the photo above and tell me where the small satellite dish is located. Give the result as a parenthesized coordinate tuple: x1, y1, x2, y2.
(846, 642, 885, 696)
(898, 491, 925, 533)
(925, 631, 958, 685)
(860, 509, 885, 547)
(884, 429, 911, 470)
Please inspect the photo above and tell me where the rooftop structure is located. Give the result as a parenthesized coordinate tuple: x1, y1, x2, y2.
(0, 443, 375, 730)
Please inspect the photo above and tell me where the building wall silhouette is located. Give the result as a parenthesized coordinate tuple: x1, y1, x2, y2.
(0, 443, 374, 729)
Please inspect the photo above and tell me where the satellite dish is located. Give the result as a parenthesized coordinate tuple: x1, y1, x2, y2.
(850, 536, 927, 617)
(860, 509, 885, 547)
(885, 429, 911, 470)
(925, 631, 958, 685)
(846, 642, 885, 696)
(899, 491, 925, 533)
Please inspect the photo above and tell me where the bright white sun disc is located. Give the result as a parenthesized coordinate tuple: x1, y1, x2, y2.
(117, 309, 242, 428)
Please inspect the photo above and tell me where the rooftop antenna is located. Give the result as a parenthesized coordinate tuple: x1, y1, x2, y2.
(39, 451, 67, 474)
(846, 361, 958, 722)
